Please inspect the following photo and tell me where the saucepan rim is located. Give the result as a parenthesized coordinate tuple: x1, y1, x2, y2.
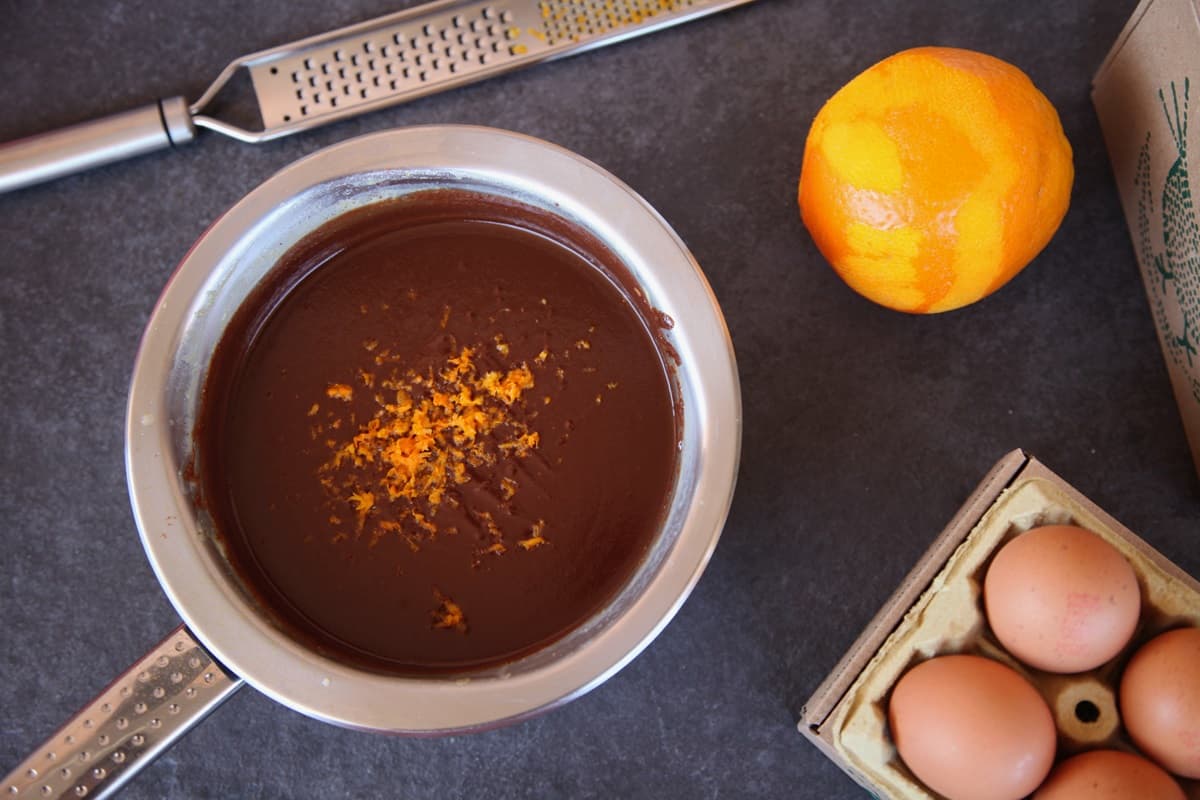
(125, 124, 741, 733)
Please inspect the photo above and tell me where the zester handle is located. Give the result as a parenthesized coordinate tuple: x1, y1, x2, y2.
(0, 97, 195, 194)
(2, 625, 242, 799)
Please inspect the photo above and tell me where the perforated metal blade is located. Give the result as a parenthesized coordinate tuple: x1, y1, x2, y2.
(191, 0, 754, 142)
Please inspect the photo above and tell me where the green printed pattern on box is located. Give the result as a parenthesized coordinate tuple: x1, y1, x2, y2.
(1136, 78, 1200, 405)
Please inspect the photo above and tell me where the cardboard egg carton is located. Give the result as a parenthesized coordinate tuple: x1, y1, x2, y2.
(799, 449, 1200, 799)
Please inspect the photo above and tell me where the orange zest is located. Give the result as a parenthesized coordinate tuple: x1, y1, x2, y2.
(317, 345, 539, 547)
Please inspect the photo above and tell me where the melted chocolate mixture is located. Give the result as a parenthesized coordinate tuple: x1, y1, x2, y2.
(196, 190, 678, 674)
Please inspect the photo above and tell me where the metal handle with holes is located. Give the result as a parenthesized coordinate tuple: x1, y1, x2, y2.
(2, 626, 242, 799)
(0, 97, 195, 193)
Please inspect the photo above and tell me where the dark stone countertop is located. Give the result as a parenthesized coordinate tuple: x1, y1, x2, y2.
(2, 0, 1197, 797)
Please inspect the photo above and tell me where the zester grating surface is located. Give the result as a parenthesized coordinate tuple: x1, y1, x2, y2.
(540, 0, 699, 43)
(247, 0, 712, 131)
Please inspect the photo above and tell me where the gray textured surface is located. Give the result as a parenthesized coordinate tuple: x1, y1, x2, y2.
(1, 0, 1198, 798)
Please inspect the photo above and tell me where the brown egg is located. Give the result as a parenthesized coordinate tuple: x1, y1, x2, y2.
(888, 654, 1057, 800)
(1033, 749, 1185, 799)
(1120, 627, 1200, 778)
(983, 525, 1140, 673)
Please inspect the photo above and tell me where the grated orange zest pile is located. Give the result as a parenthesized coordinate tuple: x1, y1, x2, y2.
(318, 345, 540, 547)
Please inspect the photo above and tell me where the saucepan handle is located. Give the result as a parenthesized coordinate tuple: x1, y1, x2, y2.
(2, 625, 242, 799)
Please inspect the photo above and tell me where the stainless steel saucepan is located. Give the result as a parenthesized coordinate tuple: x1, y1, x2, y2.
(2, 126, 740, 798)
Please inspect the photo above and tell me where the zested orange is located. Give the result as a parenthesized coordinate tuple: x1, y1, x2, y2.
(798, 47, 1073, 313)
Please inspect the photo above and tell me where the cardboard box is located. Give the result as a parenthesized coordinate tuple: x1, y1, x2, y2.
(799, 449, 1200, 799)
(1093, 0, 1200, 482)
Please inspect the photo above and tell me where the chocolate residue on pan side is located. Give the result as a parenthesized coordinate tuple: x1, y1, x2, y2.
(192, 189, 680, 675)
